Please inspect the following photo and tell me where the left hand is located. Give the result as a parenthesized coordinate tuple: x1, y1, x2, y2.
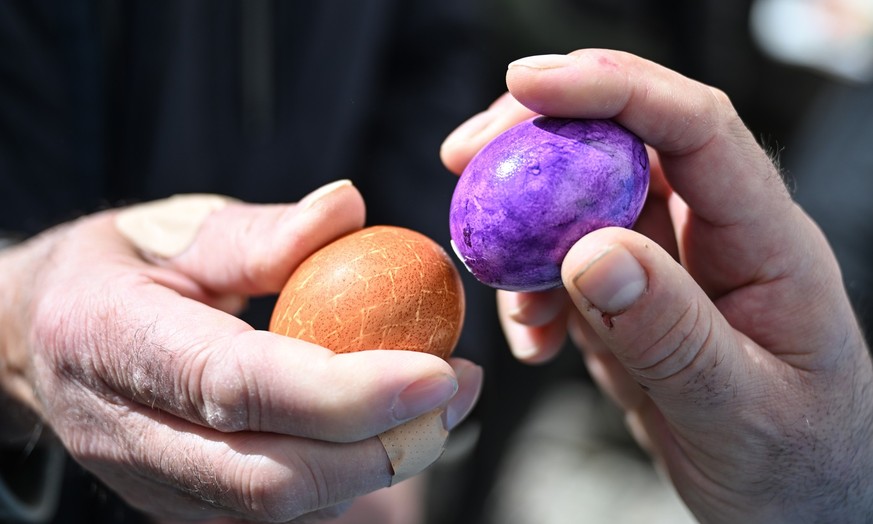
(0, 182, 480, 523)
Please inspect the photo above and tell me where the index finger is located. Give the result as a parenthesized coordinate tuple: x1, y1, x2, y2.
(506, 50, 792, 232)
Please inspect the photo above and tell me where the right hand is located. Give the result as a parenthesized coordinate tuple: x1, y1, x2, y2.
(0, 181, 481, 522)
(442, 49, 873, 522)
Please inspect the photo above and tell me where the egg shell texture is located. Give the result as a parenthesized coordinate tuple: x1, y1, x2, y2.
(449, 117, 649, 292)
(269, 225, 465, 361)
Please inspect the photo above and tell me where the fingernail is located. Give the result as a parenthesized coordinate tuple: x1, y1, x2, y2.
(442, 110, 497, 148)
(298, 179, 353, 211)
(444, 364, 483, 430)
(393, 374, 458, 422)
(508, 54, 575, 70)
(572, 245, 647, 314)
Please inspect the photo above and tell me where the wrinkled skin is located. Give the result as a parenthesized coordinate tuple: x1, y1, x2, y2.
(441, 50, 873, 523)
(0, 182, 482, 523)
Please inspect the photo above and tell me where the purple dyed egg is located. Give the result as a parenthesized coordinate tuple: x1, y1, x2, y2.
(449, 117, 649, 292)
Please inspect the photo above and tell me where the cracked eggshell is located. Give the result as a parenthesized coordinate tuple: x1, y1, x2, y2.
(449, 117, 650, 292)
(269, 225, 465, 361)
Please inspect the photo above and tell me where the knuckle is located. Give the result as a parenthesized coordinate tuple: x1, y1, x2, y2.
(707, 85, 733, 109)
(197, 348, 259, 432)
(629, 300, 706, 377)
(629, 297, 728, 404)
(236, 454, 328, 522)
(31, 282, 122, 400)
(156, 442, 235, 514)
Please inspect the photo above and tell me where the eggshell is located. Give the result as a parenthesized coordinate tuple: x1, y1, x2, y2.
(269, 225, 465, 360)
(449, 117, 650, 292)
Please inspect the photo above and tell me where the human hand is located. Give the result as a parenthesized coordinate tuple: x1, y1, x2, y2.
(441, 50, 873, 522)
(0, 180, 481, 522)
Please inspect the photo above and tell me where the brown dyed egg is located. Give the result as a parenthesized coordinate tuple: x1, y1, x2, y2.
(269, 225, 465, 360)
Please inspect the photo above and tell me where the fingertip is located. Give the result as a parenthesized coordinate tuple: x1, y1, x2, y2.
(447, 357, 483, 382)
(440, 110, 498, 175)
(247, 182, 366, 293)
(297, 179, 356, 211)
(498, 305, 568, 365)
(445, 358, 483, 430)
(498, 288, 568, 326)
(288, 179, 366, 240)
(564, 235, 644, 318)
(440, 93, 538, 175)
(391, 372, 459, 423)
(506, 50, 631, 120)
(508, 53, 578, 71)
(571, 245, 647, 316)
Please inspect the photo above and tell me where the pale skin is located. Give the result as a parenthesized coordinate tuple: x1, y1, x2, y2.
(0, 181, 482, 523)
(441, 49, 873, 522)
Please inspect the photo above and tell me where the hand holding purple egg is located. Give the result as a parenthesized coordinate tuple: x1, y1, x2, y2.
(442, 49, 873, 523)
(449, 117, 650, 292)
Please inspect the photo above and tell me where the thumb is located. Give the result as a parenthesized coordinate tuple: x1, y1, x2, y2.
(561, 226, 753, 431)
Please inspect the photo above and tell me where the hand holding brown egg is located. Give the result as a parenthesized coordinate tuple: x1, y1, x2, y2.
(269, 224, 468, 483)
